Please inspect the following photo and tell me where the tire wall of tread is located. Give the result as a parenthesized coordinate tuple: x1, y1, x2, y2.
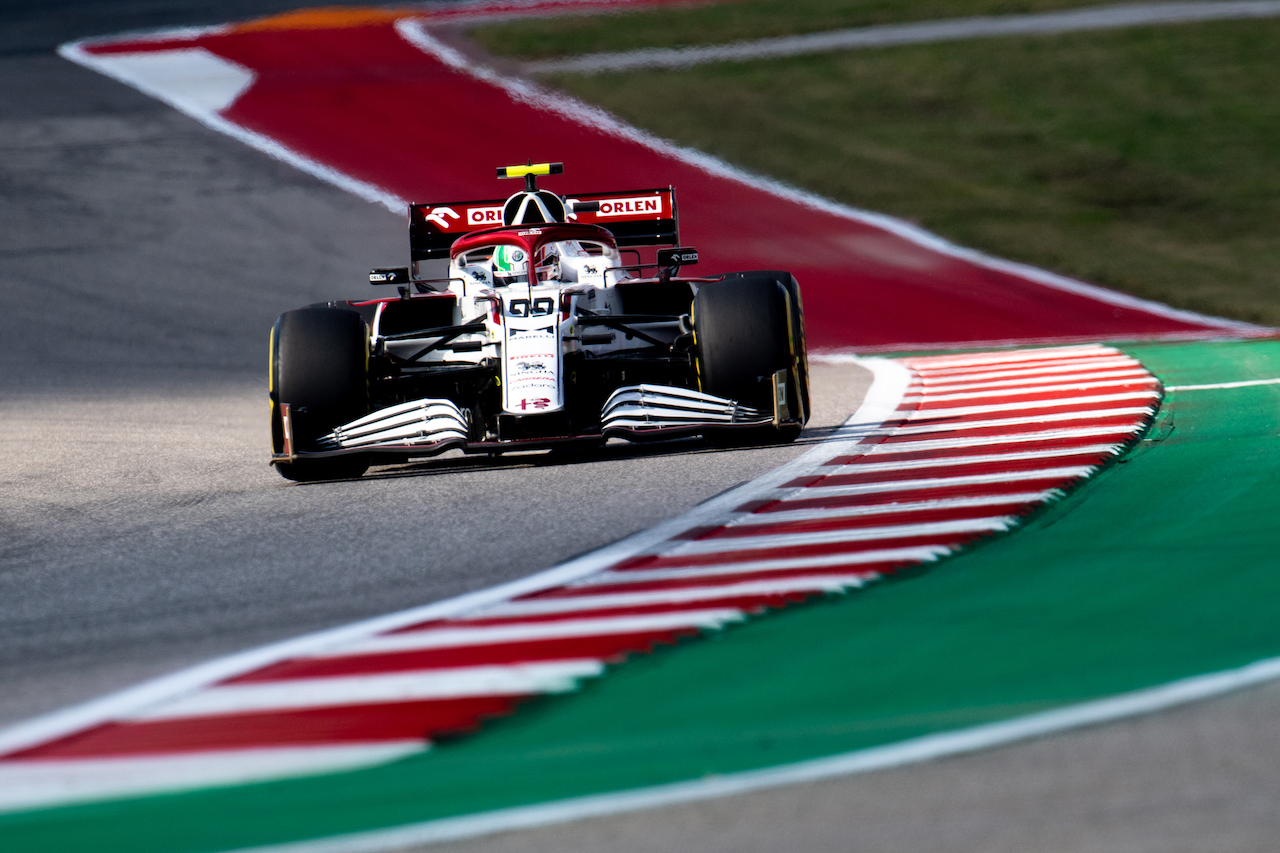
(693, 271, 809, 424)
(270, 307, 370, 452)
(778, 272, 811, 424)
(270, 320, 284, 454)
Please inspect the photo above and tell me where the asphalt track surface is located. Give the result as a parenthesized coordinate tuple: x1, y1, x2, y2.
(2, 4, 1278, 852)
(428, 682, 1280, 853)
(0, 24, 877, 729)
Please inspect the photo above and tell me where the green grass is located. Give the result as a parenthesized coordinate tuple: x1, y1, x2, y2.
(474, 13, 1280, 326)
(468, 0, 1116, 60)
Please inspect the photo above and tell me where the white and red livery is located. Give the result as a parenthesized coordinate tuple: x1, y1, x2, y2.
(269, 162, 809, 481)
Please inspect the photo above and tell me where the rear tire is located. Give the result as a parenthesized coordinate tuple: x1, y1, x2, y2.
(270, 307, 370, 481)
(693, 272, 803, 445)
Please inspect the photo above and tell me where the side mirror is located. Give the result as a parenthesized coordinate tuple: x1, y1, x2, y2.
(566, 199, 600, 216)
(369, 267, 410, 285)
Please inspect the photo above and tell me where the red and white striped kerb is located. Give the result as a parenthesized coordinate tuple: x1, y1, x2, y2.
(0, 344, 1160, 811)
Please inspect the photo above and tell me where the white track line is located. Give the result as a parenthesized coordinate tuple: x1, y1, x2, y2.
(580, 564, 885, 586)
(857, 425, 1145, 454)
(728, 492, 1060, 526)
(658, 517, 1012, 556)
(824, 445, 1121, 473)
(0, 743, 427, 815)
(900, 368, 1154, 396)
(223, 652, 1280, 853)
(915, 358, 1141, 382)
(1166, 377, 1280, 391)
(130, 662, 606, 721)
(524, 1, 1280, 73)
(475, 576, 879, 618)
(324, 611, 746, 656)
(869, 408, 1154, 438)
(575, 551, 950, 583)
(906, 391, 1158, 419)
(581, 545, 949, 582)
(900, 376, 1156, 403)
(579, 563, 891, 587)
(787, 467, 1096, 500)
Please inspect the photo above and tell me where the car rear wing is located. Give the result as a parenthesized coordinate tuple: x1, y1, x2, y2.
(409, 187, 679, 261)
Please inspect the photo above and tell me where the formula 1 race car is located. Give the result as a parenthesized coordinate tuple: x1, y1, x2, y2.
(269, 162, 809, 481)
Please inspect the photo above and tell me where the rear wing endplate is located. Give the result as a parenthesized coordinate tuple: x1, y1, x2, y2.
(410, 187, 678, 261)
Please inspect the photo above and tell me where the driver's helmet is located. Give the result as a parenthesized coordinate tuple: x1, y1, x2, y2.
(491, 245, 528, 288)
(535, 243, 561, 282)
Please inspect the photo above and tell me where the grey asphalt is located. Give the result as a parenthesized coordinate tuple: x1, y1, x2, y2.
(429, 680, 1280, 853)
(0, 0, 340, 56)
(1, 5, 1277, 852)
(0, 38, 868, 727)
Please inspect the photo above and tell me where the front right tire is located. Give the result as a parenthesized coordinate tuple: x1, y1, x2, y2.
(692, 271, 806, 444)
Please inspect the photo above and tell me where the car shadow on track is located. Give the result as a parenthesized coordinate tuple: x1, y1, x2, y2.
(288, 423, 849, 485)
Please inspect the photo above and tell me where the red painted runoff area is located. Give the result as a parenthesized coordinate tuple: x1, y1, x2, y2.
(77, 11, 1256, 351)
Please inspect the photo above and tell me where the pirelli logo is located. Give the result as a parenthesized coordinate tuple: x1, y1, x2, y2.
(596, 196, 663, 217)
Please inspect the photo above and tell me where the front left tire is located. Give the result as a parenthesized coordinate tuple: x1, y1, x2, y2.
(270, 306, 370, 481)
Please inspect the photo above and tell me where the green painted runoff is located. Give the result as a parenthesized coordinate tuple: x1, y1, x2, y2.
(4, 339, 1277, 853)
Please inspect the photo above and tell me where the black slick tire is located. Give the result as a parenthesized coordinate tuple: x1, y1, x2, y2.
(772, 272, 811, 425)
(693, 272, 803, 445)
(270, 306, 370, 481)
